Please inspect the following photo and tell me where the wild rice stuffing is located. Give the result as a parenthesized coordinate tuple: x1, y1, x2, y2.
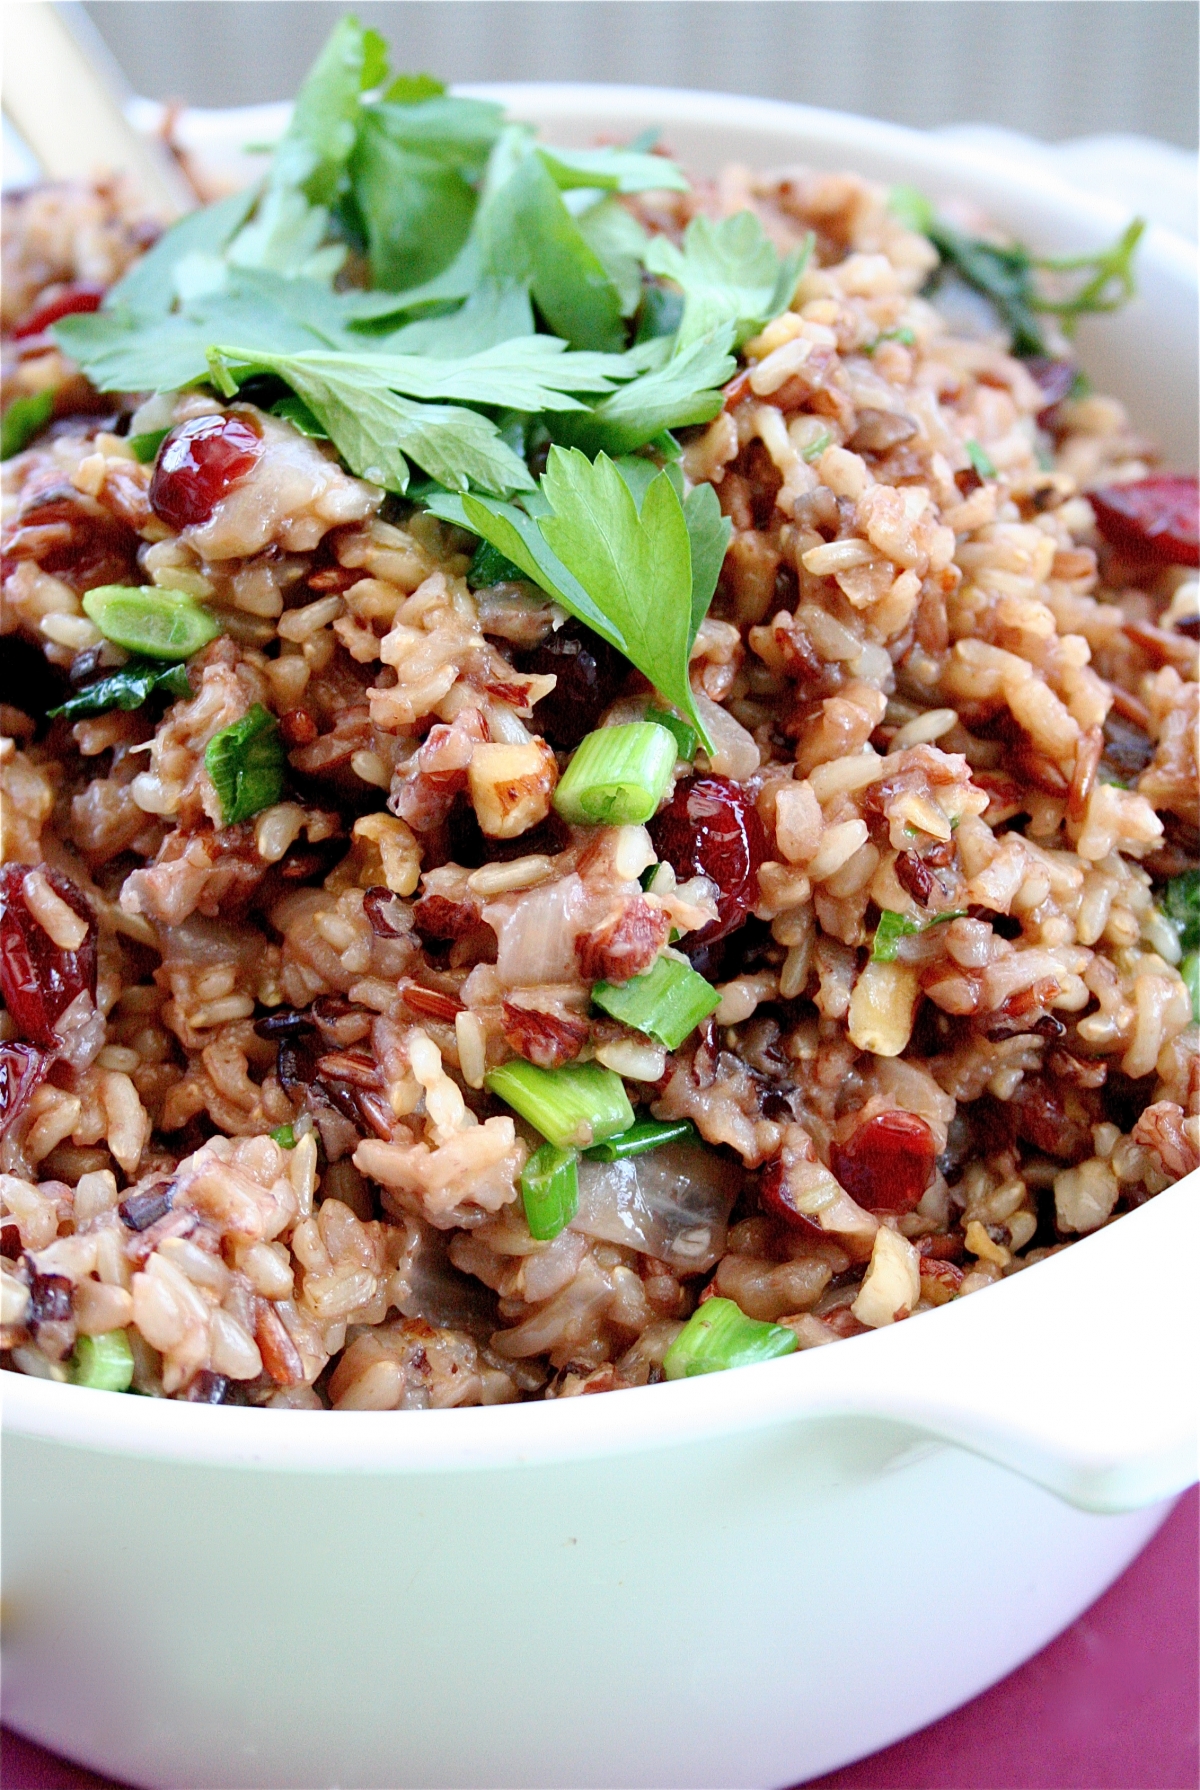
(1, 153, 1196, 1410)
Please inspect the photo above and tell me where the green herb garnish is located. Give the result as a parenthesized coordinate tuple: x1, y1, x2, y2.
(1, 389, 55, 459)
(663, 1297, 798, 1379)
(270, 1122, 297, 1148)
(644, 706, 698, 762)
(70, 1330, 135, 1392)
(48, 659, 192, 721)
(889, 185, 1144, 357)
(642, 211, 811, 351)
(582, 1117, 699, 1161)
(592, 953, 721, 1051)
(485, 1059, 634, 1152)
(871, 908, 967, 962)
(128, 427, 171, 463)
(1163, 870, 1200, 954)
(204, 704, 286, 825)
(80, 585, 222, 660)
(1181, 952, 1200, 1024)
(965, 438, 997, 480)
(520, 1142, 580, 1240)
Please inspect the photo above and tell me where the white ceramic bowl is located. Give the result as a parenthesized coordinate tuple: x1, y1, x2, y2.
(3, 87, 1198, 1790)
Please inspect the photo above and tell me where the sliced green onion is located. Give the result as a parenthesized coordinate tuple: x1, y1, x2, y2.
(662, 1297, 798, 1380)
(269, 1122, 296, 1149)
(48, 658, 191, 721)
(965, 439, 997, 481)
(204, 703, 286, 825)
(592, 953, 720, 1050)
(70, 1329, 135, 1392)
(1163, 871, 1200, 954)
(583, 1117, 698, 1161)
(1181, 952, 1199, 1024)
(485, 1059, 634, 1152)
(521, 1142, 580, 1240)
(871, 908, 967, 962)
(81, 584, 222, 660)
(468, 538, 527, 589)
(553, 723, 678, 827)
(129, 427, 170, 464)
(2, 388, 55, 459)
(644, 706, 698, 763)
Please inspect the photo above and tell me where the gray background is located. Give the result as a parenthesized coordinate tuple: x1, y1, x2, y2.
(80, 0, 1199, 147)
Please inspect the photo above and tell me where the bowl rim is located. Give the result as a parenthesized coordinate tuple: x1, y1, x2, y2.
(3, 86, 1197, 1513)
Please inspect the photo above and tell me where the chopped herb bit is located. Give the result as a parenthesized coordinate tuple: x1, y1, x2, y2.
(521, 1141, 580, 1240)
(965, 439, 997, 480)
(1163, 871, 1200, 954)
(129, 427, 171, 464)
(871, 908, 967, 962)
(80, 584, 223, 660)
(204, 703, 286, 825)
(644, 706, 698, 762)
(70, 1329, 135, 1392)
(592, 952, 721, 1050)
(583, 1118, 698, 1161)
(867, 326, 915, 351)
(889, 185, 1144, 357)
(270, 1122, 297, 1148)
(663, 1297, 797, 1379)
(48, 659, 192, 721)
(554, 723, 679, 827)
(485, 1058, 634, 1152)
(1182, 952, 1200, 1024)
(1, 388, 55, 459)
(800, 428, 833, 463)
(467, 538, 527, 589)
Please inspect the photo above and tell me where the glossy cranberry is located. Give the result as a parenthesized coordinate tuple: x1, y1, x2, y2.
(829, 1110, 937, 1214)
(12, 284, 104, 340)
(1090, 476, 1199, 569)
(149, 411, 263, 531)
(648, 776, 767, 946)
(759, 1155, 827, 1241)
(0, 1041, 49, 1139)
(1023, 356, 1077, 426)
(519, 624, 626, 750)
(0, 863, 98, 1048)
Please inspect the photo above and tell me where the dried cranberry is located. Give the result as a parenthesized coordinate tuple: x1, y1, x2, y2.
(1004, 1075, 1092, 1161)
(3, 484, 139, 592)
(118, 1182, 175, 1232)
(28, 1269, 73, 1327)
(829, 1111, 937, 1213)
(362, 886, 409, 937)
(1024, 356, 1077, 426)
(185, 1370, 231, 1404)
(519, 624, 626, 750)
(0, 1041, 49, 1138)
(0, 864, 97, 1047)
(648, 776, 767, 946)
(0, 1221, 21, 1259)
(149, 411, 263, 531)
(1090, 476, 1199, 569)
(12, 284, 105, 339)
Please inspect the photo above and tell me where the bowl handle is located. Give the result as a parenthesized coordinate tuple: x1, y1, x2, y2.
(829, 1177, 1199, 1514)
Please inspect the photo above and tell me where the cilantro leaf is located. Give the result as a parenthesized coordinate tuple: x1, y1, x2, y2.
(382, 283, 534, 355)
(682, 482, 732, 641)
(349, 95, 503, 291)
(551, 327, 736, 456)
(474, 139, 627, 351)
(48, 660, 192, 721)
(276, 14, 386, 206)
(100, 187, 260, 319)
(871, 908, 968, 961)
(535, 144, 688, 195)
(536, 447, 709, 746)
(574, 196, 648, 318)
(431, 490, 614, 639)
(212, 349, 535, 495)
(644, 211, 811, 350)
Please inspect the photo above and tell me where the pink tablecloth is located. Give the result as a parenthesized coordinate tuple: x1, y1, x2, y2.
(3, 1485, 1197, 1790)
